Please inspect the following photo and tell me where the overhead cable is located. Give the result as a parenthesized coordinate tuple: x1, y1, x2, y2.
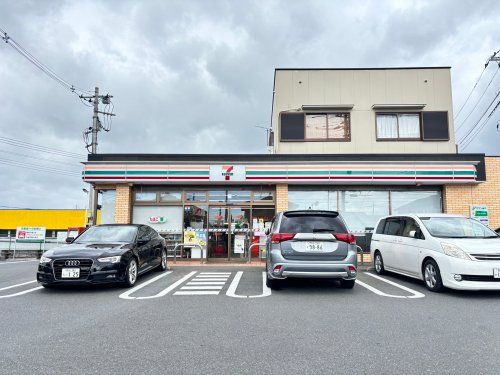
(455, 66, 499, 133)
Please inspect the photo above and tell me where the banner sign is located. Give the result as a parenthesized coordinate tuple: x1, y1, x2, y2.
(16, 227, 46, 243)
(470, 205, 489, 227)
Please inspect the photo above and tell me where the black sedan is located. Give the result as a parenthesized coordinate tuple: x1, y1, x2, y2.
(37, 224, 168, 288)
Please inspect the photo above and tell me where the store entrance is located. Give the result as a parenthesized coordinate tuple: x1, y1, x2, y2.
(207, 206, 251, 261)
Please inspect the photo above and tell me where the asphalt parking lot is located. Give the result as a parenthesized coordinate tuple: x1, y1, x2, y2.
(1, 260, 499, 375)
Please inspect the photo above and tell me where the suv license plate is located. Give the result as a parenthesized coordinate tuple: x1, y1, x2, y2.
(306, 242, 324, 252)
(61, 268, 80, 278)
(494, 268, 500, 279)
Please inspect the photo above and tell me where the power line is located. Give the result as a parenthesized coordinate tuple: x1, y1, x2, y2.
(457, 91, 500, 145)
(0, 27, 91, 96)
(454, 65, 488, 120)
(0, 158, 82, 177)
(0, 149, 80, 167)
(0, 136, 85, 159)
(455, 66, 499, 133)
(461, 100, 500, 150)
(459, 94, 500, 149)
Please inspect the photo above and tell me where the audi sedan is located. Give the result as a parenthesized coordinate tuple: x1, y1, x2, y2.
(37, 224, 167, 288)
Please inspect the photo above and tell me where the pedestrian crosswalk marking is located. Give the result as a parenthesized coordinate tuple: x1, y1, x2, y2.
(174, 291, 220, 295)
(173, 272, 231, 296)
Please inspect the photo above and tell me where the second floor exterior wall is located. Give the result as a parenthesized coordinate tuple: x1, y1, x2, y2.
(271, 68, 456, 154)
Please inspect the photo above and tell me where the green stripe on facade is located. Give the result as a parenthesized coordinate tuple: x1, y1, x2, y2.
(168, 170, 209, 175)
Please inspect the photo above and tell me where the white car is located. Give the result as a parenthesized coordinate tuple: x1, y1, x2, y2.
(370, 214, 500, 292)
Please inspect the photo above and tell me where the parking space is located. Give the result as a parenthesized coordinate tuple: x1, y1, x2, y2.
(1, 260, 500, 374)
(0, 261, 433, 301)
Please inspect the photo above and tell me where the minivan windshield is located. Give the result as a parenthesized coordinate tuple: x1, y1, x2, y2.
(280, 213, 347, 233)
(75, 225, 137, 243)
(420, 217, 499, 239)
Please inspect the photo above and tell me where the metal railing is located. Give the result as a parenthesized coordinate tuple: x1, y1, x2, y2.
(247, 243, 264, 263)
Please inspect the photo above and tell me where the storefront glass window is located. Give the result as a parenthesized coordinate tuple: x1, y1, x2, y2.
(185, 191, 207, 202)
(227, 190, 251, 203)
(391, 191, 441, 214)
(184, 205, 207, 230)
(288, 190, 336, 210)
(253, 191, 274, 202)
(159, 191, 182, 202)
(208, 190, 226, 203)
(135, 192, 156, 202)
(338, 191, 389, 232)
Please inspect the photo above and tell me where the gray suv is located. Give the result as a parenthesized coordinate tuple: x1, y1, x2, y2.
(265, 210, 357, 290)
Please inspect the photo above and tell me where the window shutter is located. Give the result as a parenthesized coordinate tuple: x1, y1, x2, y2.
(422, 112, 449, 140)
(280, 112, 305, 140)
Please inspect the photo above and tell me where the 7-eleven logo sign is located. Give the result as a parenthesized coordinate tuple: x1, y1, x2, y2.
(221, 165, 234, 180)
(210, 165, 245, 181)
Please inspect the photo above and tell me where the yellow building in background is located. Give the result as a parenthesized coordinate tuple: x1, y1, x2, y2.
(0, 209, 101, 237)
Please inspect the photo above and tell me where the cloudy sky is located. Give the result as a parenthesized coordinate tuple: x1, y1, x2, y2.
(0, 0, 499, 209)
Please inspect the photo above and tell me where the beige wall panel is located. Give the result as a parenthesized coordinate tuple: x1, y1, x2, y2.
(292, 70, 309, 108)
(323, 70, 342, 104)
(340, 70, 355, 104)
(369, 70, 387, 105)
(307, 71, 325, 104)
(353, 70, 371, 109)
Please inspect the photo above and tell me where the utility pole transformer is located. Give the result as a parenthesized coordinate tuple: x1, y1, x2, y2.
(80, 87, 115, 226)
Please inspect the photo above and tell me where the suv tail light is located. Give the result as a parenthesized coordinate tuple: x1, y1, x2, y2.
(271, 233, 295, 243)
(335, 233, 356, 244)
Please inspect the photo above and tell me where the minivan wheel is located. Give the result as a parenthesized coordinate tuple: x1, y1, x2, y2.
(266, 273, 281, 290)
(125, 258, 138, 287)
(339, 279, 355, 289)
(374, 252, 385, 275)
(156, 248, 167, 272)
(423, 259, 444, 292)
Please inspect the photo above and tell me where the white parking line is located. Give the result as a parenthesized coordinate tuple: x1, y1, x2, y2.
(195, 275, 230, 279)
(0, 286, 43, 299)
(0, 280, 37, 292)
(136, 271, 197, 300)
(187, 281, 226, 285)
(118, 271, 174, 300)
(180, 285, 223, 290)
(200, 272, 231, 275)
(355, 273, 425, 299)
(174, 291, 220, 295)
(226, 271, 272, 299)
(364, 273, 425, 299)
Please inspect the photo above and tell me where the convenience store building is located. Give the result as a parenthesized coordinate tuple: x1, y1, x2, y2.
(82, 67, 499, 261)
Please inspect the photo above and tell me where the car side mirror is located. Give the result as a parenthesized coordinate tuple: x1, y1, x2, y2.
(65, 237, 74, 244)
(408, 230, 417, 238)
(265, 228, 270, 235)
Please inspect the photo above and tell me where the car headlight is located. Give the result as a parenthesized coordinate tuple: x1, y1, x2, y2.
(441, 243, 471, 260)
(39, 256, 52, 264)
(97, 256, 121, 263)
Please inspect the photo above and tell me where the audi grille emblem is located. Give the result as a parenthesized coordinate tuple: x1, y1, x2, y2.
(65, 260, 80, 266)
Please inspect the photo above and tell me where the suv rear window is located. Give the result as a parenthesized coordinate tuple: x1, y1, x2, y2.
(279, 212, 347, 233)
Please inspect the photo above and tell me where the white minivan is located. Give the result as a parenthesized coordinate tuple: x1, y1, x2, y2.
(370, 214, 500, 292)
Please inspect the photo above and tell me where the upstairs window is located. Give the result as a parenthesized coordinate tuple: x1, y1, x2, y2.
(305, 114, 350, 140)
(376, 113, 421, 140)
(280, 112, 350, 141)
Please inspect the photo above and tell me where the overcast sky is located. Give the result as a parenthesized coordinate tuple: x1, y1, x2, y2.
(0, 0, 499, 209)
